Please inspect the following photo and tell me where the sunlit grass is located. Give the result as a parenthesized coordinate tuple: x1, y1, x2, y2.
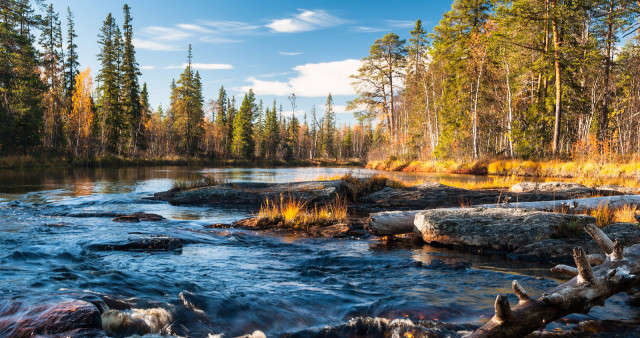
(438, 176, 523, 190)
(613, 204, 639, 224)
(257, 195, 349, 229)
(590, 203, 615, 228)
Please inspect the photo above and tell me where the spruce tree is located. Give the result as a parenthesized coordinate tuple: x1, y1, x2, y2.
(231, 91, 255, 159)
(40, 4, 64, 151)
(63, 7, 79, 98)
(121, 4, 142, 154)
(96, 13, 123, 153)
(322, 93, 336, 158)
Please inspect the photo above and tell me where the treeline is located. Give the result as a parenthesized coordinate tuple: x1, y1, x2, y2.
(147, 71, 373, 161)
(350, 0, 640, 161)
(0, 1, 371, 161)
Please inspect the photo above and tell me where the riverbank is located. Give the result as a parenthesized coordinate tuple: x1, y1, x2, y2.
(0, 154, 363, 169)
(367, 158, 640, 188)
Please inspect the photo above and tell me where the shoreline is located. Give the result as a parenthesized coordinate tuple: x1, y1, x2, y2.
(0, 155, 364, 170)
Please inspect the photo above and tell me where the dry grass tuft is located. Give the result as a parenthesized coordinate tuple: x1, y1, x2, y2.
(613, 205, 639, 224)
(590, 203, 615, 228)
(257, 195, 349, 229)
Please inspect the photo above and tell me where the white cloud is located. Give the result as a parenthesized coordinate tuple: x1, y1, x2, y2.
(144, 26, 192, 41)
(352, 26, 387, 33)
(279, 51, 303, 56)
(387, 20, 416, 28)
(267, 9, 344, 33)
(166, 63, 234, 70)
(140, 65, 155, 70)
(242, 59, 361, 97)
(133, 38, 181, 51)
(200, 20, 261, 33)
(177, 23, 213, 33)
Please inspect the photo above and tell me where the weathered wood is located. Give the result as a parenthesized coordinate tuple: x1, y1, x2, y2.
(469, 225, 640, 338)
(368, 210, 419, 236)
(476, 194, 640, 214)
(550, 264, 578, 277)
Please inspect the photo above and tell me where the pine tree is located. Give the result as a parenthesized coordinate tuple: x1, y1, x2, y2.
(172, 45, 204, 156)
(40, 4, 65, 151)
(121, 4, 142, 154)
(231, 91, 255, 159)
(96, 13, 123, 154)
(63, 7, 79, 98)
(322, 93, 336, 158)
(263, 100, 279, 159)
(0, 0, 45, 153)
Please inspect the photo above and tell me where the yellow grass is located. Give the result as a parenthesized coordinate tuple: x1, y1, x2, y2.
(438, 176, 523, 190)
(590, 203, 615, 228)
(257, 195, 349, 229)
(613, 205, 639, 223)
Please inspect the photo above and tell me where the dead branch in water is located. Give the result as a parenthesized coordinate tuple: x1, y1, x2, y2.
(469, 223, 640, 338)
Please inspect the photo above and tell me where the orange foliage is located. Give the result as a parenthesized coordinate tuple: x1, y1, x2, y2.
(67, 67, 94, 156)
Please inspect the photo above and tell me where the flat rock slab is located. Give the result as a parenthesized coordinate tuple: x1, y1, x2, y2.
(414, 207, 640, 262)
(154, 180, 343, 206)
(414, 207, 594, 252)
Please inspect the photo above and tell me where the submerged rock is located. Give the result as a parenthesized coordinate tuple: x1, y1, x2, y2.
(87, 236, 182, 252)
(111, 212, 165, 222)
(0, 294, 106, 337)
(101, 307, 172, 337)
(283, 317, 465, 338)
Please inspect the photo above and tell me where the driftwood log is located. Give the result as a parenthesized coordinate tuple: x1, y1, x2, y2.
(369, 194, 640, 236)
(475, 194, 640, 213)
(469, 223, 640, 337)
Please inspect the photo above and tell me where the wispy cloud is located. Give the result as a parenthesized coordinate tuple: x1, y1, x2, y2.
(266, 9, 345, 33)
(241, 59, 361, 97)
(352, 26, 387, 33)
(166, 63, 234, 70)
(351, 19, 419, 33)
(279, 51, 303, 56)
(200, 20, 261, 34)
(387, 20, 416, 28)
(133, 39, 182, 51)
(140, 65, 155, 70)
(135, 20, 259, 51)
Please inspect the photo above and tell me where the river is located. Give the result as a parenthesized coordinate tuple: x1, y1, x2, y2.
(0, 166, 636, 336)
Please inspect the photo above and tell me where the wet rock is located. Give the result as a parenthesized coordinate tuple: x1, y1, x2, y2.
(309, 223, 351, 238)
(88, 236, 182, 252)
(154, 180, 343, 206)
(511, 181, 591, 194)
(414, 207, 596, 252)
(69, 211, 125, 218)
(415, 258, 471, 271)
(528, 319, 640, 337)
(283, 317, 463, 338)
(101, 307, 172, 337)
(112, 212, 165, 223)
(0, 295, 106, 337)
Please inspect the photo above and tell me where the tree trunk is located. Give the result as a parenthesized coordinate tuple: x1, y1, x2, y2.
(469, 225, 640, 337)
(505, 59, 514, 158)
(600, 0, 615, 147)
(551, 0, 562, 156)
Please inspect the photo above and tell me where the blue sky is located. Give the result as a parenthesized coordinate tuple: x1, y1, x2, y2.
(49, 0, 452, 125)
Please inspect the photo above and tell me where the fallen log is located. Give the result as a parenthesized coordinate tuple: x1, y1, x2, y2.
(469, 223, 640, 337)
(368, 194, 640, 236)
(476, 194, 640, 214)
(368, 210, 418, 236)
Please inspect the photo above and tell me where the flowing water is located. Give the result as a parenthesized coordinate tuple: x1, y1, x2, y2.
(0, 166, 637, 336)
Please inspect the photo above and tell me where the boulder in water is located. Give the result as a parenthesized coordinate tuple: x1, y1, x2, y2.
(0, 295, 106, 337)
